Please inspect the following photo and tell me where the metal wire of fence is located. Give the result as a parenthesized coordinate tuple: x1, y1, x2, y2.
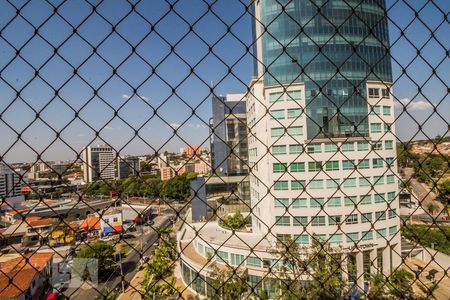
(0, 0, 448, 299)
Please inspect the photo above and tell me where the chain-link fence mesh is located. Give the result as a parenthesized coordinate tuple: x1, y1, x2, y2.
(0, 0, 448, 299)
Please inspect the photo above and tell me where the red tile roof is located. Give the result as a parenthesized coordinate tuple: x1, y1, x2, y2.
(80, 216, 101, 231)
(0, 252, 54, 299)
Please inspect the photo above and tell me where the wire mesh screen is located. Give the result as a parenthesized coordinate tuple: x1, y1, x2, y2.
(0, 0, 448, 299)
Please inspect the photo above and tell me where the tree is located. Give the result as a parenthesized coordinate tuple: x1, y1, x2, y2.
(437, 179, 450, 198)
(141, 229, 177, 299)
(386, 269, 415, 299)
(207, 266, 249, 300)
(94, 287, 118, 300)
(271, 239, 344, 300)
(218, 212, 246, 230)
(161, 173, 196, 200)
(76, 241, 115, 273)
(426, 202, 439, 216)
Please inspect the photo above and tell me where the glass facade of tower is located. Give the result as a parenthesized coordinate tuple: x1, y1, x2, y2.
(258, 0, 392, 139)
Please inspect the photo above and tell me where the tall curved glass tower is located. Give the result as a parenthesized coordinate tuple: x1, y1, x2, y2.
(257, 0, 392, 138)
(177, 1, 401, 297)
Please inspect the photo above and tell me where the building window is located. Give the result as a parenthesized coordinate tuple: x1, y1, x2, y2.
(341, 142, 354, 152)
(386, 175, 395, 184)
(308, 161, 322, 172)
(374, 194, 385, 203)
(269, 92, 283, 102)
(375, 211, 387, 221)
(289, 144, 303, 154)
(287, 126, 303, 136)
(345, 214, 358, 224)
(373, 141, 383, 150)
(362, 231, 373, 240)
(290, 162, 305, 172)
(373, 159, 384, 168)
(368, 88, 380, 98)
(329, 234, 342, 244)
(382, 88, 390, 98)
(344, 196, 357, 206)
(376, 228, 387, 238)
(327, 197, 341, 207)
(371, 105, 381, 115)
(217, 250, 229, 263)
(273, 163, 287, 173)
(357, 141, 369, 151)
(328, 215, 342, 225)
(387, 191, 396, 201)
(306, 143, 322, 153)
(326, 179, 339, 189)
(274, 198, 289, 208)
(342, 160, 355, 170)
(271, 127, 284, 137)
(309, 180, 324, 189)
(325, 161, 339, 171)
(293, 216, 308, 226)
(389, 226, 398, 236)
(383, 106, 391, 116)
(272, 145, 287, 155)
(347, 232, 359, 243)
(384, 123, 391, 133)
(373, 176, 384, 185)
(310, 197, 324, 208)
(361, 212, 372, 223)
(324, 143, 338, 152)
(247, 256, 262, 267)
(311, 216, 326, 226)
(388, 209, 397, 219)
(274, 181, 289, 190)
(270, 109, 285, 120)
(358, 159, 370, 169)
(360, 195, 372, 205)
(385, 140, 394, 150)
(359, 177, 371, 186)
(386, 157, 394, 167)
(231, 254, 244, 266)
(343, 178, 357, 188)
(292, 198, 307, 208)
(287, 108, 302, 119)
(291, 180, 305, 190)
(276, 216, 290, 226)
(287, 90, 301, 101)
(370, 123, 382, 133)
(294, 234, 309, 245)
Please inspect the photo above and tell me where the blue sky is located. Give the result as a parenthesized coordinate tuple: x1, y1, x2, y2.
(0, 0, 448, 163)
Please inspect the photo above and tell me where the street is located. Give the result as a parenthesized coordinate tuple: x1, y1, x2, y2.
(64, 216, 172, 299)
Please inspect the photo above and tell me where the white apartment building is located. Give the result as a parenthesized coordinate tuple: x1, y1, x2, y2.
(82, 145, 117, 183)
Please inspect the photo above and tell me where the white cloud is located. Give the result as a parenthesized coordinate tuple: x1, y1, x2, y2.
(140, 95, 149, 101)
(169, 123, 181, 129)
(187, 123, 207, 129)
(395, 98, 434, 111)
(104, 125, 114, 130)
(122, 94, 131, 99)
(77, 133, 85, 137)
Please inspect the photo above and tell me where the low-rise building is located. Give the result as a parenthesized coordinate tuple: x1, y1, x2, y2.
(0, 252, 54, 300)
(100, 208, 123, 235)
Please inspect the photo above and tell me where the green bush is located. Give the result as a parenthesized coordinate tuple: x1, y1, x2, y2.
(401, 224, 450, 255)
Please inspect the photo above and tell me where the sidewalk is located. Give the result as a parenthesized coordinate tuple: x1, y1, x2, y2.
(404, 257, 450, 300)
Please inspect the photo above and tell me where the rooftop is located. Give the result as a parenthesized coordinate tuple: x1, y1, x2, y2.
(0, 252, 54, 299)
(183, 221, 273, 252)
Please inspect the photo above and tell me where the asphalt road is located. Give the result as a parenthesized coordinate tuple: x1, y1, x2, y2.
(64, 216, 172, 299)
